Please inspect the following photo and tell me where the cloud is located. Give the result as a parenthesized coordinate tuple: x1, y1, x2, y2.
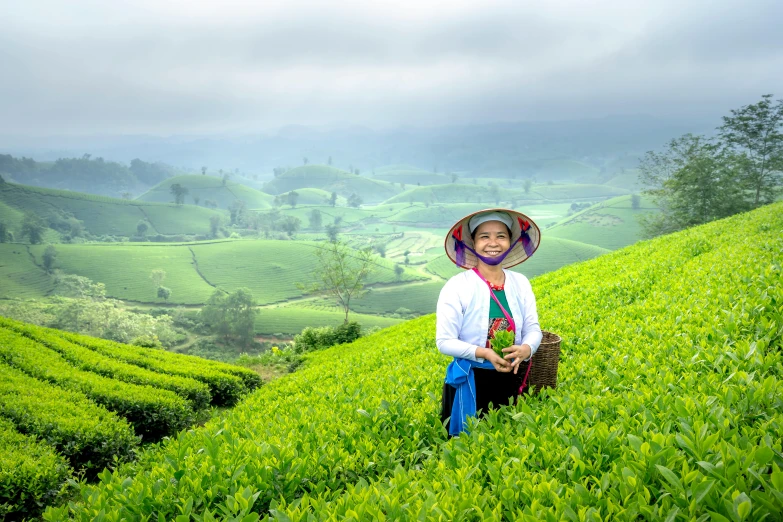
(1, 0, 781, 135)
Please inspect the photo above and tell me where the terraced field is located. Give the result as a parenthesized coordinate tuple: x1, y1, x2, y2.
(275, 188, 348, 207)
(309, 281, 447, 316)
(547, 194, 658, 250)
(532, 183, 630, 200)
(29, 243, 216, 304)
(191, 240, 427, 304)
(0, 317, 260, 518)
(371, 167, 451, 186)
(138, 175, 274, 209)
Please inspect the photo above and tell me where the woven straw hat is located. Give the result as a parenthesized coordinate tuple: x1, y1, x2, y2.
(444, 208, 541, 269)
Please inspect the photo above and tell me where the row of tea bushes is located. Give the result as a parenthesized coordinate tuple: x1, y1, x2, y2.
(57, 330, 260, 405)
(0, 363, 138, 475)
(0, 328, 195, 441)
(44, 203, 783, 520)
(0, 317, 212, 410)
(0, 418, 72, 519)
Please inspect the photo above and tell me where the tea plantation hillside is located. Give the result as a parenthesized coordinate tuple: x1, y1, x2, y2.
(0, 317, 261, 518)
(0, 182, 224, 237)
(23, 240, 426, 305)
(262, 165, 401, 203)
(137, 175, 274, 209)
(548, 194, 658, 250)
(46, 202, 783, 521)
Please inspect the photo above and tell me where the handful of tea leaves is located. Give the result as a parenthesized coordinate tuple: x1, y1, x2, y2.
(490, 329, 515, 357)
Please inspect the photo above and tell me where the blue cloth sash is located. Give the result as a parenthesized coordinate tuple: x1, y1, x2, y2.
(445, 357, 495, 436)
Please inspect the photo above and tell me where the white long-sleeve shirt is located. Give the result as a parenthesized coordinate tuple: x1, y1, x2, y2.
(436, 269, 542, 362)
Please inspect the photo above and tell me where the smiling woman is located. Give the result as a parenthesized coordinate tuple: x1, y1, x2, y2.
(436, 208, 543, 436)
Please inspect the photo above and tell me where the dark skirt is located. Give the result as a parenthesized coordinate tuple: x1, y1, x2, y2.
(440, 365, 528, 434)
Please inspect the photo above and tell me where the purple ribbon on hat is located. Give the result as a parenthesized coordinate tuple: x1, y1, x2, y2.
(452, 228, 534, 266)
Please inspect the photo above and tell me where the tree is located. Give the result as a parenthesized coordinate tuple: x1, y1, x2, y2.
(0, 222, 7, 243)
(201, 166, 207, 175)
(42, 245, 58, 271)
(451, 173, 458, 184)
(121, 192, 133, 200)
(279, 215, 301, 237)
(394, 264, 404, 281)
(222, 173, 230, 186)
(631, 194, 641, 209)
(150, 269, 166, 288)
(157, 286, 171, 302)
(300, 241, 377, 323)
(329, 191, 338, 207)
(303, 157, 309, 165)
(374, 243, 386, 258)
(718, 94, 783, 206)
(209, 215, 221, 237)
(309, 209, 323, 231)
(287, 190, 300, 208)
(347, 193, 363, 208)
(21, 213, 46, 244)
(229, 200, 247, 226)
(523, 179, 533, 194)
(170, 183, 188, 205)
(199, 288, 256, 344)
(638, 134, 747, 237)
(325, 224, 339, 242)
(136, 220, 149, 237)
(193, 195, 200, 206)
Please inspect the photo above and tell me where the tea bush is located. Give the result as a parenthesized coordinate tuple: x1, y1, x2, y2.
(45, 202, 783, 521)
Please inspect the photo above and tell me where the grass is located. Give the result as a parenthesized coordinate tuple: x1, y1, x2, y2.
(137, 175, 274, 209)
(0, 244, 54, 299)
(29, 243, 216, 304)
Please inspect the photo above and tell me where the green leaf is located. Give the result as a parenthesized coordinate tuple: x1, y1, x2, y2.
(754, 446, 774, 466)
(693, 479, 716, 505)
(656, 465, 684, 493)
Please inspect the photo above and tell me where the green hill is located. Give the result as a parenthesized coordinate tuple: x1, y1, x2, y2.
(276, 188, 348, 206)
(0, 182, 224, 238)
(137, 175, 274, 209)
(531, 183, 630, 200)
(547, 194, 658, 250)
(262, 165, 401, 204)
(371, 166, 451, 186)
(23, 240, 426, 305)
(46, 202, 783, 520)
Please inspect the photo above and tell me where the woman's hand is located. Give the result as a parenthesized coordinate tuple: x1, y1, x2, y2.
(476, 347, 512, 373)
(502, 344, 532, 374)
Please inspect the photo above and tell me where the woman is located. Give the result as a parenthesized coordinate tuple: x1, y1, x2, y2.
(437, 209, 543, 436)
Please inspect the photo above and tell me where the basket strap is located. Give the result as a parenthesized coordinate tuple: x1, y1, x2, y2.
(519, 356, 533, 393)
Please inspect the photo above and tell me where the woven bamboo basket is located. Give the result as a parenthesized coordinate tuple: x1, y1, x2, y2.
(521, 331, 561, 394)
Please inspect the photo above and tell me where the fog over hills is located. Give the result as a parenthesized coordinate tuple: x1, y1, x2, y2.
(1, 115, 711, 177)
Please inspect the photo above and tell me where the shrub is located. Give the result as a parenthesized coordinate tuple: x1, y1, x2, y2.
(0, 363, 138, 474)
(0, 317, 211, 411)
(0, 418, 71, 519)
(0, 328, 195, 441)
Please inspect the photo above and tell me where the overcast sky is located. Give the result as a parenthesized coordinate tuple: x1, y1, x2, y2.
(1, 0, 782, 136)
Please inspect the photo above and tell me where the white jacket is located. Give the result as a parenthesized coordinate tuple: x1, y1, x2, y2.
(436, 269, 542, 362)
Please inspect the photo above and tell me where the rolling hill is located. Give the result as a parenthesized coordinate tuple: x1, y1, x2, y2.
(0, 182, 225, 238)
(262, 165, 401, 204)
(547, 194, 658, 250)
(137, 175, 274, 209)
(45, 202, 783, 521)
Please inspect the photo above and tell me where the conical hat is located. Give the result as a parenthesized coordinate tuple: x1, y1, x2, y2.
(444, 208, 541, 270)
